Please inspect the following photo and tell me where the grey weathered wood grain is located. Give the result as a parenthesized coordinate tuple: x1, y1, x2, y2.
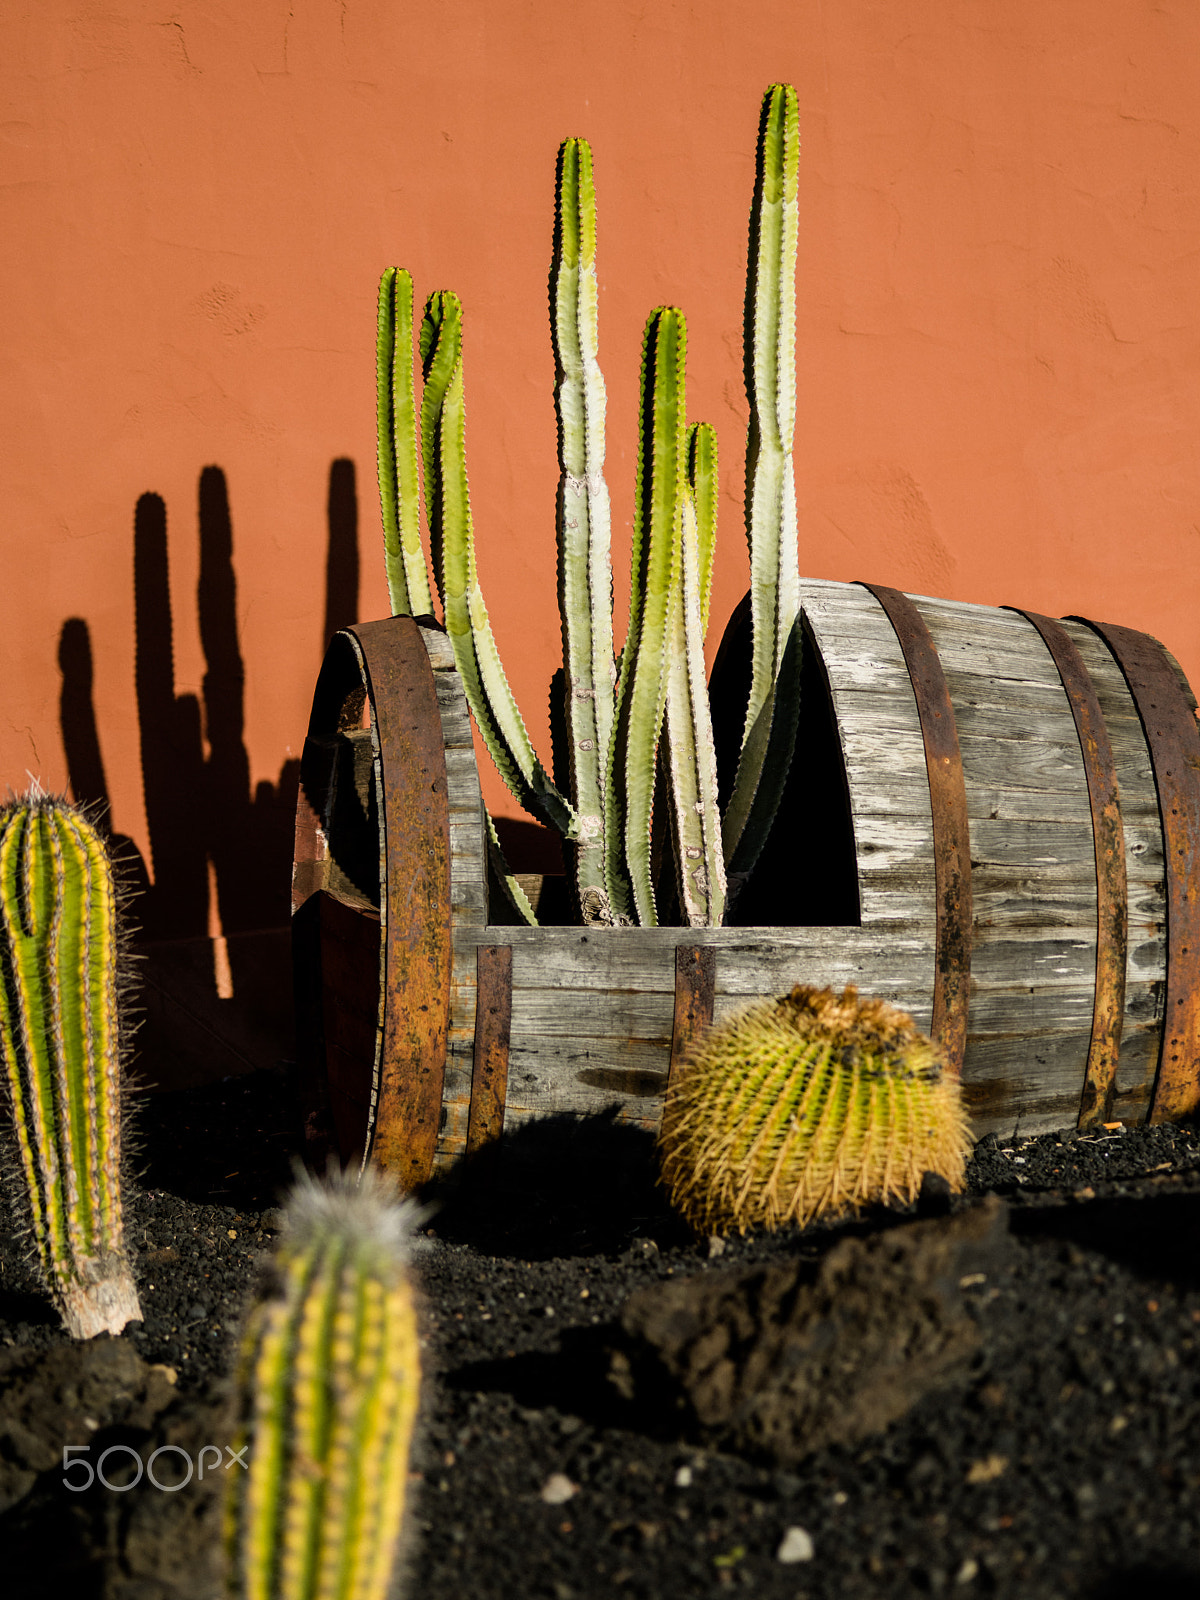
(408, 582, 1188, 1170)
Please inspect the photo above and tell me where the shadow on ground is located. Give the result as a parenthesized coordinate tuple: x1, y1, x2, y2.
(1011, 1191, 1200, 1293)
(422, 1109, 691, 1260)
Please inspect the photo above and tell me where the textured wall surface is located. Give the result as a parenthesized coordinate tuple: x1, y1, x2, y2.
(3, 2, 1198, 938)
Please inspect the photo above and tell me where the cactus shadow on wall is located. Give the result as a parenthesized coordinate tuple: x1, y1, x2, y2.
(56, 459, 361, 1085)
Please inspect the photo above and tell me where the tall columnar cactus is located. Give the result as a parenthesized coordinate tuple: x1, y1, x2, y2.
(604, 309, 723, 927)
(722, 83, 803, 887)
(377, 267, 435, 619)
(662, 423, 725, 927)
(658, 985, 971, 1236)
(552, 137, 617, 919)
(374, 86, 804, 927)
(225, 1167, 422, 1600)
(0, 790, 140, 1339)
(417, 289, 577, 844)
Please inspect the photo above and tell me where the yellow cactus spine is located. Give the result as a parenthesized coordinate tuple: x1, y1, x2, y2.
(658, 984, 972, 1235)
(225, 1168, 423, 1600)
(0, 789, 139, 1338)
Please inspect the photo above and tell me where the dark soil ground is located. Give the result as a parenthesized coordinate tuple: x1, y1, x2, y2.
(2, 1067, 1199, 1599)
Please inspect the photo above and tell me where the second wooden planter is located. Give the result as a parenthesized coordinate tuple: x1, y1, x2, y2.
(292, 581, 1200, 1191)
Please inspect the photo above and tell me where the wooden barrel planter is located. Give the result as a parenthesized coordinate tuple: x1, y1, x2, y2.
(291, 581, 1200, 1191)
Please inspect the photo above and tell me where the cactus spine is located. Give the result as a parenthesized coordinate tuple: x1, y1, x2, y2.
(658, 985, 971, 1235)
(722, 83, 803, 884)
(225, 1168, 422, 1600)
(0, 791, 139, 1339)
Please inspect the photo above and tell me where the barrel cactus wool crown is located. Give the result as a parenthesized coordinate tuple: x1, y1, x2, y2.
(658, 985, 972, 1236)
(0, 788, 140, 1339)
(225, 1166, 423, 1600)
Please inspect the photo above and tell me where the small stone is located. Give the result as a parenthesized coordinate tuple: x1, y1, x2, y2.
(674, 1465, 693, 1488)
(707, 1236, 726, 1259)
(260, 1208, 286, 1233)
(776, 1526, 814, 1564)
(966, 1455, 1008, 1484)
(540, 1473, 578, 1505)
(956, 1558, 979, 1585)
(227, 1229, 237, 1239)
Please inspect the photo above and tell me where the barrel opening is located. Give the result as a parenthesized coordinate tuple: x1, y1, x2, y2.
(299, 632, 381, 912)
(712, 600, 861, 928)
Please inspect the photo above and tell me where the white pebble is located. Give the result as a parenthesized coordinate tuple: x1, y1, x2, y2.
(956, 1557, 979, 1585)
(776, 1526, 814, 1564)
(674, 1465, 693, 1488)
(540, 1473, 578, 1505)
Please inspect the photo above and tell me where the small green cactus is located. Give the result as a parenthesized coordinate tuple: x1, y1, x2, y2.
(225, 1167, 423, 1600)
(0, 788, 140, 1339)
(658, 985, 971, 1235)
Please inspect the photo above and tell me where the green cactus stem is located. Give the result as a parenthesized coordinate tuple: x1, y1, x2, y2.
(552, 137, 617, 920)
(225, 1167, 422, 1600)
(658, 984, 971, 1235)
(0, 791, 139, 1339)
(722, 83, 803, 886)
(377, 267, 435, 619)
(420, 289, 576, 841)
(662, 423, 725, 927)
(605, 307, 688, 926)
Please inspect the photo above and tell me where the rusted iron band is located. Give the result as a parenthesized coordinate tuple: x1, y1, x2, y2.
(467, 945, 512, 1158)
(1071, 617, 1200, 1124)
(348, 616, 452, 1189)
(862, 585, 972, 1077)
(669, 944, 716, 1087)
(1013, 610, 1128, 1127)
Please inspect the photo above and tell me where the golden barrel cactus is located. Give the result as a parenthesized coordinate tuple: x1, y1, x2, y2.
(658, 984, 971, 1235)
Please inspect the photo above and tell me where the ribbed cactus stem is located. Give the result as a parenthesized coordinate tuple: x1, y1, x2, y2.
(605, 307, 688, 926)
(723, 83, 803, 881)
(659, 985, 971, 1236)
(662, 423, 725, 927)
(377, 267, 435, 618)
(0, 791, 139, 1339)
(225, 1168, 422, 1600)
(420, 289, 576, 841)
(552, 137, 617, 922)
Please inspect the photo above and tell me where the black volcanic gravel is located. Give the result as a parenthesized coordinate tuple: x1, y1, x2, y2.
(1, 1071, 1200, 1599)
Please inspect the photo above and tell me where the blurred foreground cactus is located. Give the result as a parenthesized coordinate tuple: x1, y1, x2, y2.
(658, 985, 971, 1235)
(225, 1167, 422, 1600)
(374, 85, 801, 927)
(0, 789, 140, 1339)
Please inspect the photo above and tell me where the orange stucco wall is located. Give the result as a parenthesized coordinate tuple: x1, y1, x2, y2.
(4, 2, 1199, 936)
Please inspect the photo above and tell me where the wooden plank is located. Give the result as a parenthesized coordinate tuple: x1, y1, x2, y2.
(452, 923, 935, 994)
(419, 623, 457, 671)
(965, 985, 1096, 1032)
(968, 936, 1096, 988)
(966, 818, 1099, 868)
(962, 1030, 1089, 1109)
